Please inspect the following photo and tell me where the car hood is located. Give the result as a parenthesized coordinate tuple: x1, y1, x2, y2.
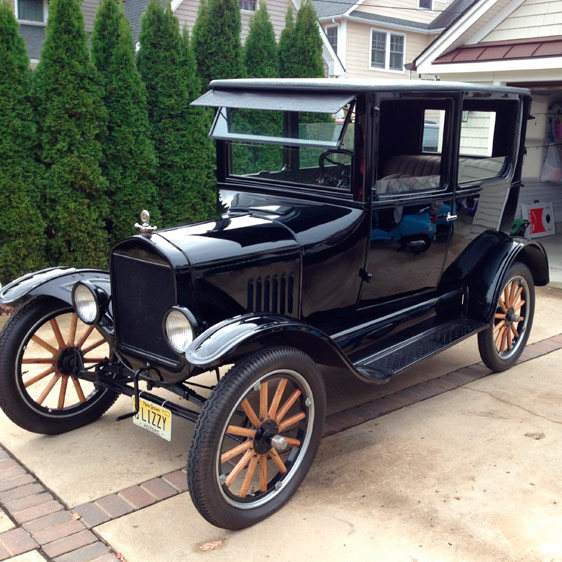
(153, 214, 300, 269)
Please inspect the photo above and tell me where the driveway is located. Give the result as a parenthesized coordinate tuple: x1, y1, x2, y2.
(0, 238, 561, 561)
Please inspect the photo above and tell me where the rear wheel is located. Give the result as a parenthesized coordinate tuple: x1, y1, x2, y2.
(187, 347, 326, 529)
(478, 262, 534, 372)
(0, 297, 118, 434)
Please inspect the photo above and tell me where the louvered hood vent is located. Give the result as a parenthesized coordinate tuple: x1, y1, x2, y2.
(247, 273, 295, 315)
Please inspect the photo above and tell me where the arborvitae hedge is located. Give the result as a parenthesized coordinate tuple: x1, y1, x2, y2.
(137, 0, 215, 227)
(293, 0, 325, 78)
(192, 0, 212, 90)
(34, 0, 109, 268)
(194, 0, 244, 87)
(278, 4, 297, 78)
(92, 0, 158, 242)
(244, 0, 278, 78)
(240, 1, 281, 173)
(0, 0, 46, 284)
(280, 0, 324, 78)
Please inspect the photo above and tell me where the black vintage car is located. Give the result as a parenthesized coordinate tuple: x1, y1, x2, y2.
(0, 79, 549, 529)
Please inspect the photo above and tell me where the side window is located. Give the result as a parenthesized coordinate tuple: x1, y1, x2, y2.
(375, 99, 450, 196)
(457, 99, 520, 233)
(458, 99, 519, 185)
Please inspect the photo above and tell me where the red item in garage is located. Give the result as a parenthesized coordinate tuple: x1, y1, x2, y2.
(522, 202, 555, 238)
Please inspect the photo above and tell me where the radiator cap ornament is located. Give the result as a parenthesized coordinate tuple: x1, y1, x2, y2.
(135, 209, 157, 237)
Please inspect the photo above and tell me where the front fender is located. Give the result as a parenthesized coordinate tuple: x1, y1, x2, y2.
(0, 267, 111, 309)
(186, 313, 370, 381)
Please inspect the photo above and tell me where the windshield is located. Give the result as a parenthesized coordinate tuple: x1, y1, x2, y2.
(211, 103, 357, 192)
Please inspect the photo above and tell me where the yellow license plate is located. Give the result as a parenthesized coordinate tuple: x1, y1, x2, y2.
(133, 397, 172, 441)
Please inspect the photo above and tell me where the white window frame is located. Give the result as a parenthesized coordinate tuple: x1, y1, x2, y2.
(418, 0, 433, 9)
(369, 29, 405, 73)
(15, 0, 48, 25)
(326, 24, 338, 54)
(238, 0, 256, 12)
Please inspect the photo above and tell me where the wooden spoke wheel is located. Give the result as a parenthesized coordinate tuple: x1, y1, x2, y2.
(188, 347, 326, 530)
(0, 297, 118, 434)
(478, 262, 535, 372)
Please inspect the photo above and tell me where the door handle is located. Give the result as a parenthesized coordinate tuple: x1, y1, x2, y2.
(446, 212, 457, 222)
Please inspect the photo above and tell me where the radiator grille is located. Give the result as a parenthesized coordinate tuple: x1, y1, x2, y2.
(111, 253, 177, 361)
(247, 273, 294, 315)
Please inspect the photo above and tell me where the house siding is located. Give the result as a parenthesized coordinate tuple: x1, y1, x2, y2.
(358, 0, 454, 26)
(483, 0, 562, 42)
(344, 20, 432, 78)
(82, 0, 98, 31)
(174, 0, 289, 41)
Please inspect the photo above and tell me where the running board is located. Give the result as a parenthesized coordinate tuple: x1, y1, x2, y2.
(353, 317, 487, 382)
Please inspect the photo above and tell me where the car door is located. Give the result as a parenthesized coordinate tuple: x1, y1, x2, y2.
(358, 95, 456, 311)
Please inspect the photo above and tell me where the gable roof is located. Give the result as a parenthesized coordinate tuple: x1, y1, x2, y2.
(124, 0, 152, 43)
(429, 0, 479, 30)
(314, 0, 479, 33)
(414, 0, 527, 73)
(313, 0, 356, 19)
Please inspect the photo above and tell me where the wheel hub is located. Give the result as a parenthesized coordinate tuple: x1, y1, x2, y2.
(505, 307, 520, 327)
(253, 419, 279, 454)
(57, 347, 82, 375)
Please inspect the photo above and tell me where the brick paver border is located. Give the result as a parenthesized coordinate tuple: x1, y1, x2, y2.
(1, 332, 561, 561)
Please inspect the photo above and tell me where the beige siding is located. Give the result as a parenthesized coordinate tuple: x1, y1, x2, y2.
(459, 112, 494, 156)
(484, 0, 562, 41)
(82, 0, 98, 31)
(174, 0, 199, 32)
(358, 0, 453, 26)
(175, 0, 289, 41)
(345, 20, 432, 78)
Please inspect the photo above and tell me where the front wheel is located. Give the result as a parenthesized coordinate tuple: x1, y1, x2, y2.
(0, 297, 118, 434)
(478, 262, 535, 372)
(187, 347, 326, 529)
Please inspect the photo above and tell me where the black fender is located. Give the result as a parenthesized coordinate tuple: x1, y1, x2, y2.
(0, 267, 111, 310)
(442, 231, 548, 323)
(186, 313, 372, 382)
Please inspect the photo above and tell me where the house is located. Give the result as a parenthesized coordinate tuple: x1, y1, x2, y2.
(14, 0, 99, 64)
(314, 0, 476, 79)
(413, 0, 562, 232)
(14, 0, 294, 64)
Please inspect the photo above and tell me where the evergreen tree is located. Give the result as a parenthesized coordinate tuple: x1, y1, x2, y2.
(241, 1, 281, 173)
(137, 0, 215, 227)
(92, 0, 158, 242)
(278, 4, 297, 78)
(192, 0, 212, 90)
(34, 0, 108, 268)
(0, 0, 46, 284)
(280, 0, 324, 78)
(244, 0, 277, 78)
(294, 0, 324, 77)
(193, 0, 244, 88)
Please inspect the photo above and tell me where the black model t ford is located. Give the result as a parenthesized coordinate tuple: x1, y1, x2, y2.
(0, 79, 549, 529)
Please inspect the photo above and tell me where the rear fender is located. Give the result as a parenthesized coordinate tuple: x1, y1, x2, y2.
(0, 267, 111, 310)
(458, 234, 549, 323)
(186, 313, 366, 380)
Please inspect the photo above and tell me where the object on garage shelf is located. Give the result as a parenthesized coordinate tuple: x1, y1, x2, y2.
(540, 144, 562, 183)
(522, 201, 555, 238)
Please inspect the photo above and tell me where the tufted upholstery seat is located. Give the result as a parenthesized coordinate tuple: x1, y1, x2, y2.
(381, 154, 441, 179)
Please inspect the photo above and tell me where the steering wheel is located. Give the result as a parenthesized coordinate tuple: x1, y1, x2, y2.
(319, 149, 353, 188)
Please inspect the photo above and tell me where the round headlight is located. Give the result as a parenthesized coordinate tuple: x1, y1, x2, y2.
(72, 283, 99, 324)
(164, 308, 195, 354)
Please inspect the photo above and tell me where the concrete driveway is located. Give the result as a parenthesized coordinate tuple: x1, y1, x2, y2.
(1, 280, 561, 561)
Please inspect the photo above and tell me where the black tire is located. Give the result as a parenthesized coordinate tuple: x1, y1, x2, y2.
(478, 262, 535, 372)
(0, 297, 118, 434)
(187, 346, 326, 530)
